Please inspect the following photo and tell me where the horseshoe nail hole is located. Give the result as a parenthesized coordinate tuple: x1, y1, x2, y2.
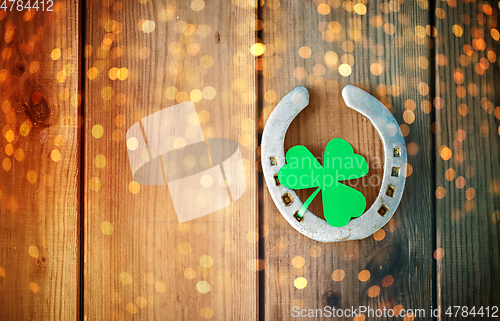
(270, 156, 278, 166)
(393, 147, 401, 157)
(281, 193, 293, 207)
(293, 210, 304, 222)
(17, 64, 26, 74)
(273, 173, 281, 186)
(378, 204, 389, 216)
(391, 167, 400, 177)
(386, 185, 396, 197)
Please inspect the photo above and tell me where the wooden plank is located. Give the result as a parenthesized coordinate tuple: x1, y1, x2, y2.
(434, 0, 500, 314)
(259, 0, 434, 319)
(0, 3, 81, 320)
(83, 0, 258, 320)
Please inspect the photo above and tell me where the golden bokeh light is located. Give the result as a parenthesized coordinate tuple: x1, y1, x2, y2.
(434, 248, 445, 260)
(367, 285, 380, 298)
(294, 277, 307, 289)
(28, 245, 39, 258)
(317, 3, 330, 15)
(382, 275, 394, 287)
(338, 64, 351, 76)
(440, 146, 452, 161)
(298, 46, 311, 59)
(358, 270, 370, 282)
(101, 222, 114, 235)
(5, 130, 14, 143)
(136, 296, 148, 308)
(353, 314, 365, 321)
(51, 149, 61, 162)
(89, 177, 101, 192)
(332, 269, 345, 282)
(309, 246, 322, 258)
(435, 186, 446, 199)
(196, 280, 211, 293)
(27, 170, 37, 184)
(250, 43, 266, 56)
(155, 281, 167, 292)
(128, 181, 140, 194)
(291, 256, 305, 268)
(200, 255, 214, 268)
(29, 282, 39, 293)
(354, 3, 367, 15)
(92, 124, 104, 139)
(14, 148, 24, 162)
(51, 48, 61, 60)
(119, 272, 132, 284)
(191, 0, 205, 11)
(184, 268, 197, 279)
(178, 242, 192, 255)
(200, 307, 214, 319)
(94, 155, 106, 168)
(445, 168, 456, 181)
(126, 303, 138, 314)
(4, 144, 13, 156)
(373, 229, 385, 241)
(141, 20, 156, 33)
(455, 176, 466, 189)
(370, 63, 383, 76)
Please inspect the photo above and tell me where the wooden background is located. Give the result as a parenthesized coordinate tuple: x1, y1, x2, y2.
(0, 0, 499, 320)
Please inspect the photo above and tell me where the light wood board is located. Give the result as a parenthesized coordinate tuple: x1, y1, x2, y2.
(83, 0, 258, 320)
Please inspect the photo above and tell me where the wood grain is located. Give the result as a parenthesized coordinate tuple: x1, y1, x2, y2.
(259, 0, 434, 319)
(0, 2, 81, 320)
(83, 0, 258, 320)
(434, 1, 500, 316)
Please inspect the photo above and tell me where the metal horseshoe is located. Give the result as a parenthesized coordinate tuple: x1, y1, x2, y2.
(261, 85, 407, 242)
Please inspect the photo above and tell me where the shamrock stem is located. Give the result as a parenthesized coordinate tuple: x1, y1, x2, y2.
(298, 187, 321, 219)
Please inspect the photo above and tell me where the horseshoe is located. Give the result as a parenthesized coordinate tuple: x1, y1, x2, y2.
(261, 86, 407, 242)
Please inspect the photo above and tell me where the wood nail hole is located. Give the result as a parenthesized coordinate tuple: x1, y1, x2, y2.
(17, 64, 26, 75)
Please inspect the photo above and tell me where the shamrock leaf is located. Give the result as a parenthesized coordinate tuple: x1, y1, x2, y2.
(278, 138, 369, 227)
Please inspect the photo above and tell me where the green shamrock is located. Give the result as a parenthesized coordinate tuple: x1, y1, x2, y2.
(278, 138, 369, 227)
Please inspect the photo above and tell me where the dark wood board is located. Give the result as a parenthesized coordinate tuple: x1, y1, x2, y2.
(434, 0, 500, 318)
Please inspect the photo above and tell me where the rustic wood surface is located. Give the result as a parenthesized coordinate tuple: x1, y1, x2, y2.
(0, 2, 81, 320)
(83, 0, 258, 320)
(435, 0, 500, 318)
(259, 0, 435, 319)
(0, 0, 499, 320)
